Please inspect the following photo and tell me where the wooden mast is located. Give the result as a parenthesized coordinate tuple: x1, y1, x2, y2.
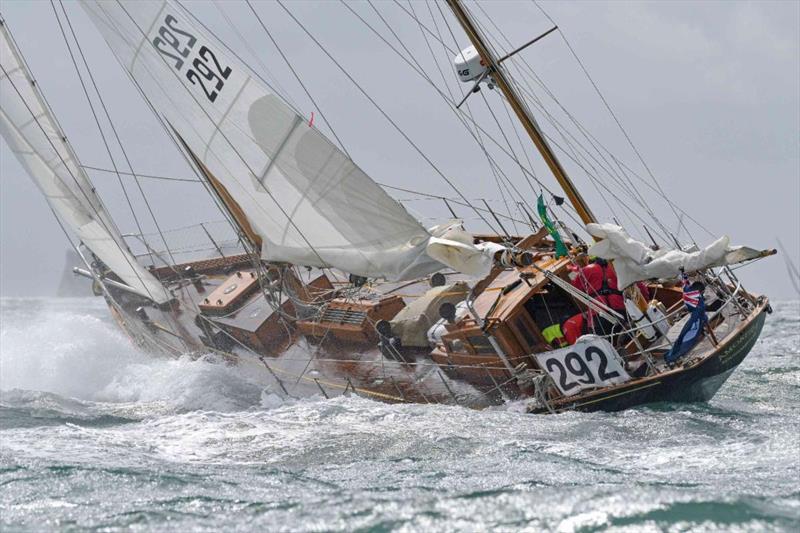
(445, 0, 597, 225)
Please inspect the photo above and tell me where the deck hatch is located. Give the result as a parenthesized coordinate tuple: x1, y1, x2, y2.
(320, 307, 368, 325)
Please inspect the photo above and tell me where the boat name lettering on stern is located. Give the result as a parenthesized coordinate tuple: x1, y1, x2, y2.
(718, 320, 759, 366)
(151, 14, 232, 103)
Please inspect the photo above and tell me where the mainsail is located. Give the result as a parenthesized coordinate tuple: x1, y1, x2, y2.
(0, 20, 171, 303)
(79, 0, 472, 281)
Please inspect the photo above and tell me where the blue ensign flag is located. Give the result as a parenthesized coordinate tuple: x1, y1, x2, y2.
(665, 274, 708, 365)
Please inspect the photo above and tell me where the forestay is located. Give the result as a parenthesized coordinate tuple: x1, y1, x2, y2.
(0, 22, 171, 304)
(79, 0, 474, 281)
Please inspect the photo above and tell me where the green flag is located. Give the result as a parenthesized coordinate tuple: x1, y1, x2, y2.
(537, 194, 569, 258)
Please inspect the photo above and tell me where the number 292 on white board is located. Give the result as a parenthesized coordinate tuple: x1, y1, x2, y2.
(534, 335, 631, 396)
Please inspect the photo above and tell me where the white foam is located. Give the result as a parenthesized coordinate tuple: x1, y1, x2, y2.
(0, 298, 269, 412)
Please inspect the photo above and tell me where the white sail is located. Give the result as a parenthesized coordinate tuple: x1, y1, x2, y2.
(587, 223, 769, 289)
(79, 0, 462, 280)
(0, 21, 171, 304)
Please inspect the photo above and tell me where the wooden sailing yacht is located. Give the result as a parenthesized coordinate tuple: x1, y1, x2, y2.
(0, 0, 776, 413)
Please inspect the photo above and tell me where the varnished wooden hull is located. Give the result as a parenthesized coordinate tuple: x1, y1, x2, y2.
(98, 256, 770, 415)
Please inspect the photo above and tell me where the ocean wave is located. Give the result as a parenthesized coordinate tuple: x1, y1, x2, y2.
(1, 298, 798, 531)
(0, 299, 271, 414)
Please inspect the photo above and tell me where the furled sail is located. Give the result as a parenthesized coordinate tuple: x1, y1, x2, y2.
(79, 0, 466, 281)
(586, 223, 772, 289)
(0, 21, 171, 304)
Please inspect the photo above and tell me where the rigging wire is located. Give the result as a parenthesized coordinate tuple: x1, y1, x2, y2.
(173, 1, 304, 120)
(0, 60, 163, 305)
(501, 1, 691, 240)
(244, 0, 351, 159)
(497, 80, 536, 182)
(530, 0, 690, 239)
(413, 1, 461, 113)
(275, 0, 499, 234)
(467, 4, 664, 241)
(505, 53, 704, 239)
(400, 3, 526, 229)
(394, 0, 712, 242)
(428, 4, 553, 210)
(399, 1, 561, 214)
(413, 2, 533, 227)
(396, 0, 589, 228)
(489, 60, 641, 236)
(57, 1, 211, 325)
(507, 71, 667, 242)
(113, 64, 250, 259)
(110, 1, 359, 275)
(410, 0, 528, 231)
(464, 6, 637, 233)
(81, 164, 203, 183)
(339, 0, 555, 230)
(377, 183, 528, 226)
(56, 0, 181, 268)
(418, 1, 538, 231)
(0, 16, 173, 306)
(72, 164, 532, 227)
(450, 4, 679, 242)
(344, 1, 581, 232)
(205, 1, 301, 111)
(363, 0, 518, 232)
(49, 1, 149, 252)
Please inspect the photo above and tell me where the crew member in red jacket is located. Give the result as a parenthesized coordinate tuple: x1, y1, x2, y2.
(571, 257, 626, 313)
(566, 257, 651, 344)
(562, 310, 595, 345)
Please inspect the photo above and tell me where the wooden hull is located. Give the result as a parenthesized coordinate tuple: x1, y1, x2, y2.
(97, 252, 770, 415)
(530, 298, 769, 414)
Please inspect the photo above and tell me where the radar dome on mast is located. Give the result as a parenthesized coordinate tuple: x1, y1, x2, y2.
(454, 45, 495, 89)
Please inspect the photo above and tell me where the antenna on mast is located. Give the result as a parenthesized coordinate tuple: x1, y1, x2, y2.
(446, 0, 597, 226)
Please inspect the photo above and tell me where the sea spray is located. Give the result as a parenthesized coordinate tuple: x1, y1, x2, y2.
(0, 298, 270, 413)
(1, 298, 798, 531)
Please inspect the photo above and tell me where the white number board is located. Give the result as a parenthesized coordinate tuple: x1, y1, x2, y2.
(534, 335, 631, 396)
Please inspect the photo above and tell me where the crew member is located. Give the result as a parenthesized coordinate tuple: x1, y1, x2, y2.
(541, 322, 568, 349)
(562, 310, 595, 346)
(571, 257, 625, 313)
(569, 257, 629, 341)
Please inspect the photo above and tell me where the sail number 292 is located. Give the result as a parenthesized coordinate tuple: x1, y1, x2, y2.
(534, 336, 631, 396)
(152, 14, 232, 103)
(544, 346, 620, 392)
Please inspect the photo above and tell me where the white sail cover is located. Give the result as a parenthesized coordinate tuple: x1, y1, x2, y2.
(426, 221, 504, 278)
(80, 0, 482, 280)
(586, 223, 768, 289)
(0, 22, 171, 303)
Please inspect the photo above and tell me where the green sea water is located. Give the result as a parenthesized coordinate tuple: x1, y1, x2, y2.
(1, 298, 798, 532)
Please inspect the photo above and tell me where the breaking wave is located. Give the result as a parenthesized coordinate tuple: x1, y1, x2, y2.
(0, 298, 798, 531)
(0, 298, 270, 415)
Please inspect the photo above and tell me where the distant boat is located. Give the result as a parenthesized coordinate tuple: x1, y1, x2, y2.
(0, 0, 776, 413)
(777, 238, 800, 298)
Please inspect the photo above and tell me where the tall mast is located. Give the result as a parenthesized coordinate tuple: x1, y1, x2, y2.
(446, 0, 597, 225)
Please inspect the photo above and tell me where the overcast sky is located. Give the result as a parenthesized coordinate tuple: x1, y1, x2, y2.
(1, 0, 798, 298)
